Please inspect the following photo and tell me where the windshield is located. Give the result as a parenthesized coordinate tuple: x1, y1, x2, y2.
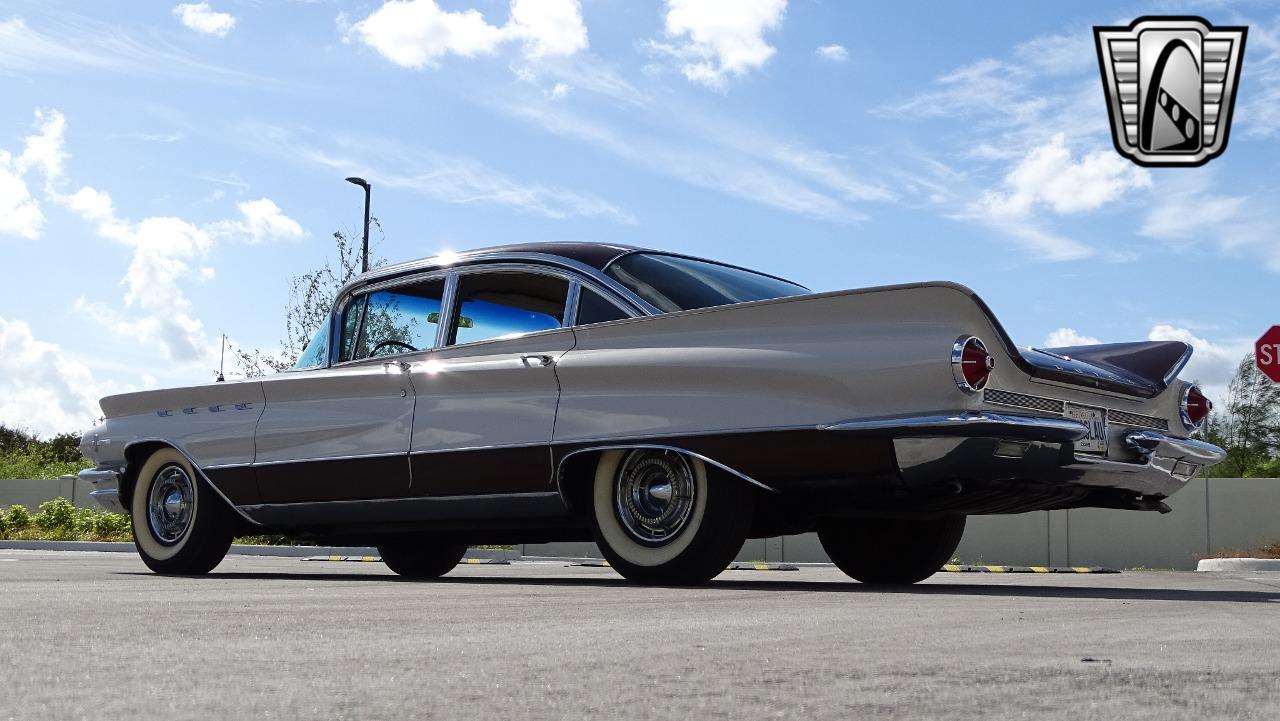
(292, 322, 329, 370)
(605, 253, 808, 313)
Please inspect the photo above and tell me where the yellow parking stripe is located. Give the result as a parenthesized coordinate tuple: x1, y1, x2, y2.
(985, 565, 1006, 573)
(1030, 567, 1050, 573)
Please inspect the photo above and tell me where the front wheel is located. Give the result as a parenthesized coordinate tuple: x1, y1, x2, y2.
(818, 515, 966, 585)
(130, 448, 235, 575)
(588, 449, 755, 586)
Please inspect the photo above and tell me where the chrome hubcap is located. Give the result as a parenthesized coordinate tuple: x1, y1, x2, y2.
(614, 450, 695, 546)
(147, 465, 194, 545)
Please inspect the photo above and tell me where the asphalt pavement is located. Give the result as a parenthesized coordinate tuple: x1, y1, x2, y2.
(1, 550, 1278, 721)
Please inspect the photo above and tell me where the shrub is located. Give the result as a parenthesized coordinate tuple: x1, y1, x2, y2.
(35, 498, 77, 533)
(5, 504, 31, 531)
(91, 511, 131, 539)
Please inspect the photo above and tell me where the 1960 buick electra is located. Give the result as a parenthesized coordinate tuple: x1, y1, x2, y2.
(79, 242, 1226, 584)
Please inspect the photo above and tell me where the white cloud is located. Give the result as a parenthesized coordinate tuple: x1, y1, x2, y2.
(210, 198, 306, 243)
(173, 3, 237, 38)
(1043, 328, 1101, 347)
(254, 124, 635, 223)
(977, 133, 1150, 219)
(16, 109, 68, 181)
(507, 0, 588, 59)
(1011, 30, 1094, 76)
(0, 317, 105, 436)
(1148, 325, 1251, 404)
(0, 108, 71, 240)
(0, 153, 43, 240)
(650, 0, 787, 89)
(349, 0, 586, 69)
(500, 100, 874, 222)
(66, 194, 306, 362)
(547, 82, 571, 100)
(815, 44, 847, 62)
(1139, 173, 1280, 273)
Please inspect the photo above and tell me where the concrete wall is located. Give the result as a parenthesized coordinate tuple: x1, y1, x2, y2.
(4, 476, 1276, 570)
(525, 477, 1280, 570)
(0, 476, 96, 511)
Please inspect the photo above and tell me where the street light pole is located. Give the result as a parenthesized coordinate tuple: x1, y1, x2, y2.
(345, 177, 371, 273)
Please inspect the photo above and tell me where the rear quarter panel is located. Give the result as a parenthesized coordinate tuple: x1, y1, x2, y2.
(553, 283, 997, 442)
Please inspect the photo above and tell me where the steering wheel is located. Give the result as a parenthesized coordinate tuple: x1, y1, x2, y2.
(369, 340, 417, 357)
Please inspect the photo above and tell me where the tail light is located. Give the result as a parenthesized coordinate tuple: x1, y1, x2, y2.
(1181, 384, 1211, 429)
(952, 336, 994, 392)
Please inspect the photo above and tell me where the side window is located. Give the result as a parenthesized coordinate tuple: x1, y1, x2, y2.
(347, 277, 446, 360)
(448, 272, 569, 346)
(575, 287, 630, 325)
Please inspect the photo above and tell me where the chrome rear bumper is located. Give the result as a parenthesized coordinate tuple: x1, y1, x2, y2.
(78, 467, 127, 514)
(826, 412, 1226, 501)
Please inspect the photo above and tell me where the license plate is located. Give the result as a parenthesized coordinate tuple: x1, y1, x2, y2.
(1065, 403, 1108, 453)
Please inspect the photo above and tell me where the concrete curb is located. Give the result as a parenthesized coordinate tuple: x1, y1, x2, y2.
(1196, 557, 1280, 572)
(0, 540, 520, 561)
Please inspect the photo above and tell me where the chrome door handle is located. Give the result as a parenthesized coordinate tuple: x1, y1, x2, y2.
(520, 354, 555, 367)
(383, 361, 410, 373)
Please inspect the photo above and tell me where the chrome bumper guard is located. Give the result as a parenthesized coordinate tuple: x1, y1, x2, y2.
(77, 467, 127, 514)
(824, 412, 1227, 501)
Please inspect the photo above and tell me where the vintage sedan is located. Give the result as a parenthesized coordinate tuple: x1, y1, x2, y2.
(79, 242, 1226, 584)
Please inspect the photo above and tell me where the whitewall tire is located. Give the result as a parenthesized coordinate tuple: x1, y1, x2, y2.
(130, 448, 234, 575)
(588, 449, 755, 585)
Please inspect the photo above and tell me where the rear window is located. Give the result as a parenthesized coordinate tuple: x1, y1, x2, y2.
(605, 253, 807, 313)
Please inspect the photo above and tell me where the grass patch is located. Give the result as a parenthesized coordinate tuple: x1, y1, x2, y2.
(1, 499, 131, 542)
(2, 498, 519, 551)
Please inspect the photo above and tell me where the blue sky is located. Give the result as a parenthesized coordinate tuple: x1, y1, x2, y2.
(0, 0, 1275, 435)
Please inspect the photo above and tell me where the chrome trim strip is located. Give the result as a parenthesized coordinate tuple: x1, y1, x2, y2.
(334, 251, 656, 318)
(556, 443, 779, 494)
(79, 467, 128, 514)
(951, 335, 991, 393)
(214, 450, 410, 469)
(1178, 383, 1205, 432)
(121, 440, 263, 526)
(409, 441, 546, 456)
(435, 271, 459, 349)
(1163, 344, 1195, 385)
(822, 412, 1089, 442)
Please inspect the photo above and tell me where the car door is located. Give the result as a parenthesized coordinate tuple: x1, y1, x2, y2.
(252, 275, 446, 503)
(407, 267, 575, 497)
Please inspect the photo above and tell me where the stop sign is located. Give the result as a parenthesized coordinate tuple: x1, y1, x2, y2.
(1258, 325, 1280, 383)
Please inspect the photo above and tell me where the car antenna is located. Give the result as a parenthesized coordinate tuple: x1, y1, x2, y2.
(345, 177, 372, 273)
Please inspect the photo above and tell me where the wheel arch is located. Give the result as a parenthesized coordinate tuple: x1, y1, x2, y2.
(121, 439, 262, 527)
(554, 443, 777, 516)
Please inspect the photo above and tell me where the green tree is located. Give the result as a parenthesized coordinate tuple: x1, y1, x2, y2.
(1204, 354, 1280, 477)
(235, 222, 386, 376)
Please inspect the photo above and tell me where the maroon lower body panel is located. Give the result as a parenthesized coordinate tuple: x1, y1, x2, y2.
(251, 455, 411, 504)
(202, 466, 261, 506)
(407, 445, 554, 497)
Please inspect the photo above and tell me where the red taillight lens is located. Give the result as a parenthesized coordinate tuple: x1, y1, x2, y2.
(1182, 385, 1211, 428)
(952, 336, 994, 392)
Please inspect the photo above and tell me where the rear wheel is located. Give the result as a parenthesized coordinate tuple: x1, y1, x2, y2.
(378, 540, 468, 578)
(588, 449, 754, 586)
(130, 448, 235, 575)
(818, 515, 966, 585)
